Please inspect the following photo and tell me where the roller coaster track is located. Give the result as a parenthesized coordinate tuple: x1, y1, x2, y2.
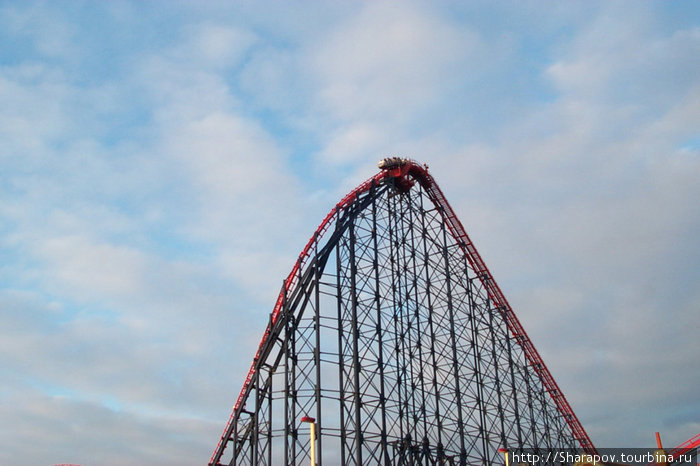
(209, 159, 598, 465)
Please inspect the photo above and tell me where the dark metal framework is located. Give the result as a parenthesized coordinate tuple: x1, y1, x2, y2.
(210, 161, 596, 465)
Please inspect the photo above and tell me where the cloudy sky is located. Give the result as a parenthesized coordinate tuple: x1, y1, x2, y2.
(1, 1, 698, 464)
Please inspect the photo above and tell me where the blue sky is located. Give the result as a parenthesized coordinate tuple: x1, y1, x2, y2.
(1, 1, 699, 464)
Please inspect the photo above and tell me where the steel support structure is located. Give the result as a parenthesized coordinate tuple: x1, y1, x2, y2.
(209, 160, 597, 465)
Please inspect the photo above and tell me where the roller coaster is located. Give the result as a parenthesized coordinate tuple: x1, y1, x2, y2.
(207, 158, 696, 465)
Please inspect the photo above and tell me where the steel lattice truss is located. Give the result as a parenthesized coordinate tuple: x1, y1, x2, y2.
(210, 160, 596, 466)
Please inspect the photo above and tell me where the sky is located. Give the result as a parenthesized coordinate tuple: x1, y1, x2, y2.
(1, 1, 699, 464)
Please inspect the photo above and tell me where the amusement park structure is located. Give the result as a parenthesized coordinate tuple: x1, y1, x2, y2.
(209, 158, 599, 465)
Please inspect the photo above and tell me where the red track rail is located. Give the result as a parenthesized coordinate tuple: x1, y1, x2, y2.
(669, 432, 700, 455)
(210, 170, 391, 465)
(397, 161, 598, 456)
(653, 433, 700, 465)
(210, 160, 597, 464)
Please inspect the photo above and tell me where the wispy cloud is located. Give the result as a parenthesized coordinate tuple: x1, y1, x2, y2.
(1, 1, 698, 464)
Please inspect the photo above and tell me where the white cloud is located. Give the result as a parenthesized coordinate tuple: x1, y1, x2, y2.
(401, 3, 700, 448)
(37, 235, 147, 299)
(308, 2, 486, 166)
(1, 2, 699, 463)
(312, 2, 481, 120)
(0, 8, 298, 463)
(184, 23, 257, 68)
(0, 385, 216, 465)
(0, 2, 77, 61)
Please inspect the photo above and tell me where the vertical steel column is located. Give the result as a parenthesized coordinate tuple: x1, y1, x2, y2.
(290, 291, 298, 464)
(407, 194, 425, 462)
(253, 364, 260, 464)
(436, 197, 467, 462)
(466, 273, 489, 463)
(505, 331, 524, 449)
(521, 350, 541, 452)
(229, 419, 241, 464)
(348, 217, 363, 465)
(395, 193, 415, 451)
(539, 383, 555, 452)
(283, 284, 291, 466)
(313, 236, 323, 465)
(486, 298, 507, 449)
(406, 190, 431, 463)
(248, 414, 254, 465)
(267, 364, 273, 466)
(387, 188, 407, 452)
(370, 183, 390, 466)
(416, 189, 444, 460)
(335, 206, 348, 466)
(395, 193, 420, 453)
